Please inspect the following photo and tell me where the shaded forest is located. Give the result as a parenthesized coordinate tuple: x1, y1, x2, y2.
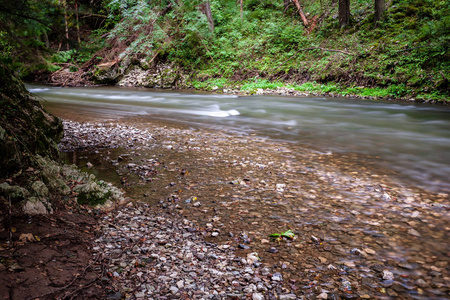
(0, 0, 448, 101)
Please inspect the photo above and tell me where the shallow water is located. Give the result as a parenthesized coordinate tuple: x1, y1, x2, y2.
(28, 84, 450, 193)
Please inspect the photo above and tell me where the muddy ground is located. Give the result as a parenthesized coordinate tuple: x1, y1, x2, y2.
(0, 208, 108, 299)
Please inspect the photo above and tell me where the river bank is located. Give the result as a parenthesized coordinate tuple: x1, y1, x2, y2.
(54, 114, 450, 299)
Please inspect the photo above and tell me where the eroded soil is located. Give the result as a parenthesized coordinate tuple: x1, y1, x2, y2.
(0, 209, 106, 300)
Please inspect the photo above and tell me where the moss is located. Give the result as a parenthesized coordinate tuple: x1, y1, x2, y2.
(77, 189, 112, 206)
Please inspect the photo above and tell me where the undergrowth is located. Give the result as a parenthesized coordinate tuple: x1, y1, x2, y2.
(3, 0, 448, 101)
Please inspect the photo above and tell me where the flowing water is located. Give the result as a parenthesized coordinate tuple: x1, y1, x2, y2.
(28, 84, 450, 193)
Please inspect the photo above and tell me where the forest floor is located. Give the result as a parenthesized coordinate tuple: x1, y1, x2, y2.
(0, 208, 108, 299)
(1, 112, 449, 299)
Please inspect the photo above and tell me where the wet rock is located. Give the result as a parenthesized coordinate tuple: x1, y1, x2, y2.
(416, 278, 428, 288)
(382, 270, 394, 281)
(407, 228, 421, 237)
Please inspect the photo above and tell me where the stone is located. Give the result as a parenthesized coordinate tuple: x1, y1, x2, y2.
(317, 292, 328, 299)
(23, 197, 51, 215)
(252, 293, 264, 300)
(416, 279, 428, 288)
(407, 228, 421, 237)
(382, 270, 394, 281)
(279, 294, 297, 300)
(271, 272, 282, 281)
(176, 280, 184, 289)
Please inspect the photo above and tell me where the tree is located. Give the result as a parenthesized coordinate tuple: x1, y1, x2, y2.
(199, 0, 214, 31)
(339, 0, 350, 28)
(374, 0, 385, 23)
(0, 0, 53, 63)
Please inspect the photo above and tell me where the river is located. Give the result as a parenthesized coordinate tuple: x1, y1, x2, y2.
(28, 84, 450, 193)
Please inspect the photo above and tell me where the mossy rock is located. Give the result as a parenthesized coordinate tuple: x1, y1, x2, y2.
(0, 63, 63, 177)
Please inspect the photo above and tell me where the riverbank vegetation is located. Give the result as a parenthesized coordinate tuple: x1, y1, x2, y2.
(0, 0, 448, 101)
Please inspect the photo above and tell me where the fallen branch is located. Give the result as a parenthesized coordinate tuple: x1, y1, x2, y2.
(292, 0, 309, 27)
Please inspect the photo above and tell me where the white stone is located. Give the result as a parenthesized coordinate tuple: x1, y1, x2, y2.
(23, 197, 50, 215)
(252, 293, 264, 300)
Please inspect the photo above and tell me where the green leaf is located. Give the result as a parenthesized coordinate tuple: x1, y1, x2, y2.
(269, 229, 295, 238)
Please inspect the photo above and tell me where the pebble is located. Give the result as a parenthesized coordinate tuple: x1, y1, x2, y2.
(252, 292, 264, 300)
(92, 204, 285, 299)
(408, 228, 421, 237)
(272, 272, 283, 281)
(382, 270, 394, 281)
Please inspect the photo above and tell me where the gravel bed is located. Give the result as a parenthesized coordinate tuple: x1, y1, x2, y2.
(93, 203, 292, 300)
(60, 119, 449, 299)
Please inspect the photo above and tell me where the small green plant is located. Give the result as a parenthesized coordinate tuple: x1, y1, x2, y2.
(76, 181, 112, 206)
(241, 79, 284, 92)
(269, 229, 295, 240)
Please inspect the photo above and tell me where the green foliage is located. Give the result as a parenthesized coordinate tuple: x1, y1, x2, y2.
(190, 77, 230, 90)
(1, 0, 447, 100)
(77, 181, 112, 206)
(269, 229, 295, 239)
(241, 79, 284, 92)
(51, 50, 77, 63)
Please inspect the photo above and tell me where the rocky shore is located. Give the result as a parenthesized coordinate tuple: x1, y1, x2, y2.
(57, 118, 449, 299)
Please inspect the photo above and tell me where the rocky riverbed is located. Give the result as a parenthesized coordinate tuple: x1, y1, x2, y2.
(56, 117, 449, 300)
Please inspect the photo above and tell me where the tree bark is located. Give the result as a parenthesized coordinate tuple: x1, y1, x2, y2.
(374, 0, 385, 24)
(338, 0, 350, 28)
(292, 0, 309, 27)
(240, 0, 243, 20)
(75, 0, 81, 44)
(199, 1, 214, 32)
(60, 0, 70, 50)
(43, 32, 50, 48)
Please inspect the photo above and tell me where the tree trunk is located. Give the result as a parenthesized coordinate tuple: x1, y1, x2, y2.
(43, 32, 50, 48)
(199, 1, 214, 32)
(292, 0, 309, 27)
(75, 0, 81, 44)
(338, 0, 350, 28)
(374, 0, 385, 24)
(60, 0, 70, 50)
(240, 0, 243, 20)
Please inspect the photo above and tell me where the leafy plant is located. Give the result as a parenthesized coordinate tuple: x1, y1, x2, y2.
(269, 229, 295, 239)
